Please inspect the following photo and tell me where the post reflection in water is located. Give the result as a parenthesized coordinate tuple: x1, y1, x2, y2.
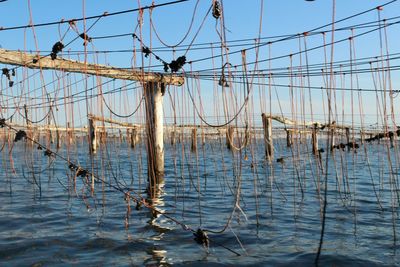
(144, 181, 171, 266)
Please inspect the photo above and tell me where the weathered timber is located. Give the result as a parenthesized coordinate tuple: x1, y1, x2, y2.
(145, 82, 164, 198)
(0, 49, 184, 86)
(262, 113, 273, 162)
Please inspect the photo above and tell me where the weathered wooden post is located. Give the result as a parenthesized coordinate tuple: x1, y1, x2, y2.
(144, 82, 164, 197)
(226, 125, 234, 150)
(261, 113, 273, 161)
(389, 131, 394, 148)
(191, 127, 197, 152)
(170, 127, 176, 146)
(23, 104, 34, 146)
(130, 128, 139, 149)
(286, 129, 293, 147)
(88, 118, 97, 153)
(330, 128, 336, 153)
(312, 124, 319, 155)
(345, 127, 350, 151)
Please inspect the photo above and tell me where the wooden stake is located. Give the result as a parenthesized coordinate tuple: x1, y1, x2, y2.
(286, 129, 293, 148)
(88, 118, 97, 153)
(191, 128, 197, 152)
(345, 127, 350, 151)
(389, 132, 394, 148)
(312, 125, 318, 155)
(262, 113, 273, 161)
(144, 82, 164, 197)
(170, 129, 176, 146)
(130, 128, 139, 149)
(226, 125, 234, 150)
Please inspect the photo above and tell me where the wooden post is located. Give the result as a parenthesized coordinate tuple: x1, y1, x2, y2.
(262, 113, 273, 161)
(389, 131, 394, 148)
(331, 128, 335, 153)
(191, 128, 197, 152)
(170, 128, 176, 146)
(312, 125, 318, 155)
(144, 82, 164, 197)
(130, 128, 139, 149)
(286, 129, 293, 147)
(345, 127, 350, 151)
(23, 104, 34, 146)
(88, 118, 97, 153)
(226, 125, 234, 150)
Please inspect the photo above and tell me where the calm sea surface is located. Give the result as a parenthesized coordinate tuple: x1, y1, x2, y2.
(0, 136, 399, 266)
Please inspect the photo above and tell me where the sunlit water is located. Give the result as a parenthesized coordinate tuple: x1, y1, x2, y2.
(0, 136, 399, 266)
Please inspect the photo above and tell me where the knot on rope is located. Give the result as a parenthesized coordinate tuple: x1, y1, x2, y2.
(14, 130, 27, 142)
(212, 0, 221, 19)
(0, 118, 5, 128)
(277, 157, 284, 164)
(194, 228, 209, 249)
(51, 41, 64, 60)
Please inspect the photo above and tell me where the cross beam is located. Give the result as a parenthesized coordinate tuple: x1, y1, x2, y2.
(0, 48, 184, 86)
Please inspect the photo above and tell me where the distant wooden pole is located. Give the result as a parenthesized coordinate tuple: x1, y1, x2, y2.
(170, 128, 176, 146)
(345, 127, 350, 151)
(23, 104, 34, 145)
(145, 82, 164, 197)
(286, 129, 293, 147)
(312, 125, 318, 155)
(88, 118, 97, 153)
(130, 128, 139, 149)
(191, 128, 197, 152)
(262, 113, 273, 161)
(389, 131, 394, 148)
(226, 125, 234, 150)
(331, 128, 335, 153)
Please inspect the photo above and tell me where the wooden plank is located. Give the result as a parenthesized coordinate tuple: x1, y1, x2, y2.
(0, 48, 184, 86)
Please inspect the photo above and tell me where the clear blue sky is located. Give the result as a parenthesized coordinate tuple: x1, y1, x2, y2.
(1, 0, 399, 127)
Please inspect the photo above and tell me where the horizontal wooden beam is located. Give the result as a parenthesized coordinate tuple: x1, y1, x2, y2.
(0, 48, 184, 86)
(88, 114, 139, 128)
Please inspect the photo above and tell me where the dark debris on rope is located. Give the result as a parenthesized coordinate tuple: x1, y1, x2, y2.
(50, 41, 64, 60)
(169, 56, 186, 73)
(79, 33, 92, 46)
(14, 130, 27, 142)
(194, 228, 209, 249)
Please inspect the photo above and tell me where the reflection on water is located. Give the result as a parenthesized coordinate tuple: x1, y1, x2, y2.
(0, 138, 399, 266)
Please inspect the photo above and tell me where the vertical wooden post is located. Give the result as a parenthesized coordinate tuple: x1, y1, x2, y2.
(226, 125, 234, 150)
(170, 127, 176, 146)
(191, 128, 197, 152)
(261, 113, 273, 161)
(56, 129, 61, 149)
(130, 128, 139, 149)
(312, 125, 319, 155)
(24, 104, 33, 145)
(389, 131, 394, 148)
(88, 118, 97, 153)
(330, 128, 335, 153)
(144, 82, 164, 197)
(345, 127, 350, 151)
(286, 129, 293, 147)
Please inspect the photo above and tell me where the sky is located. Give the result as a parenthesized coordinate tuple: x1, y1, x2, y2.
(0, 0, 400, 128)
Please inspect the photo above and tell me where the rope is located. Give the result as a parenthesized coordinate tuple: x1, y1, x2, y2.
(0, 118, 241, 256)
